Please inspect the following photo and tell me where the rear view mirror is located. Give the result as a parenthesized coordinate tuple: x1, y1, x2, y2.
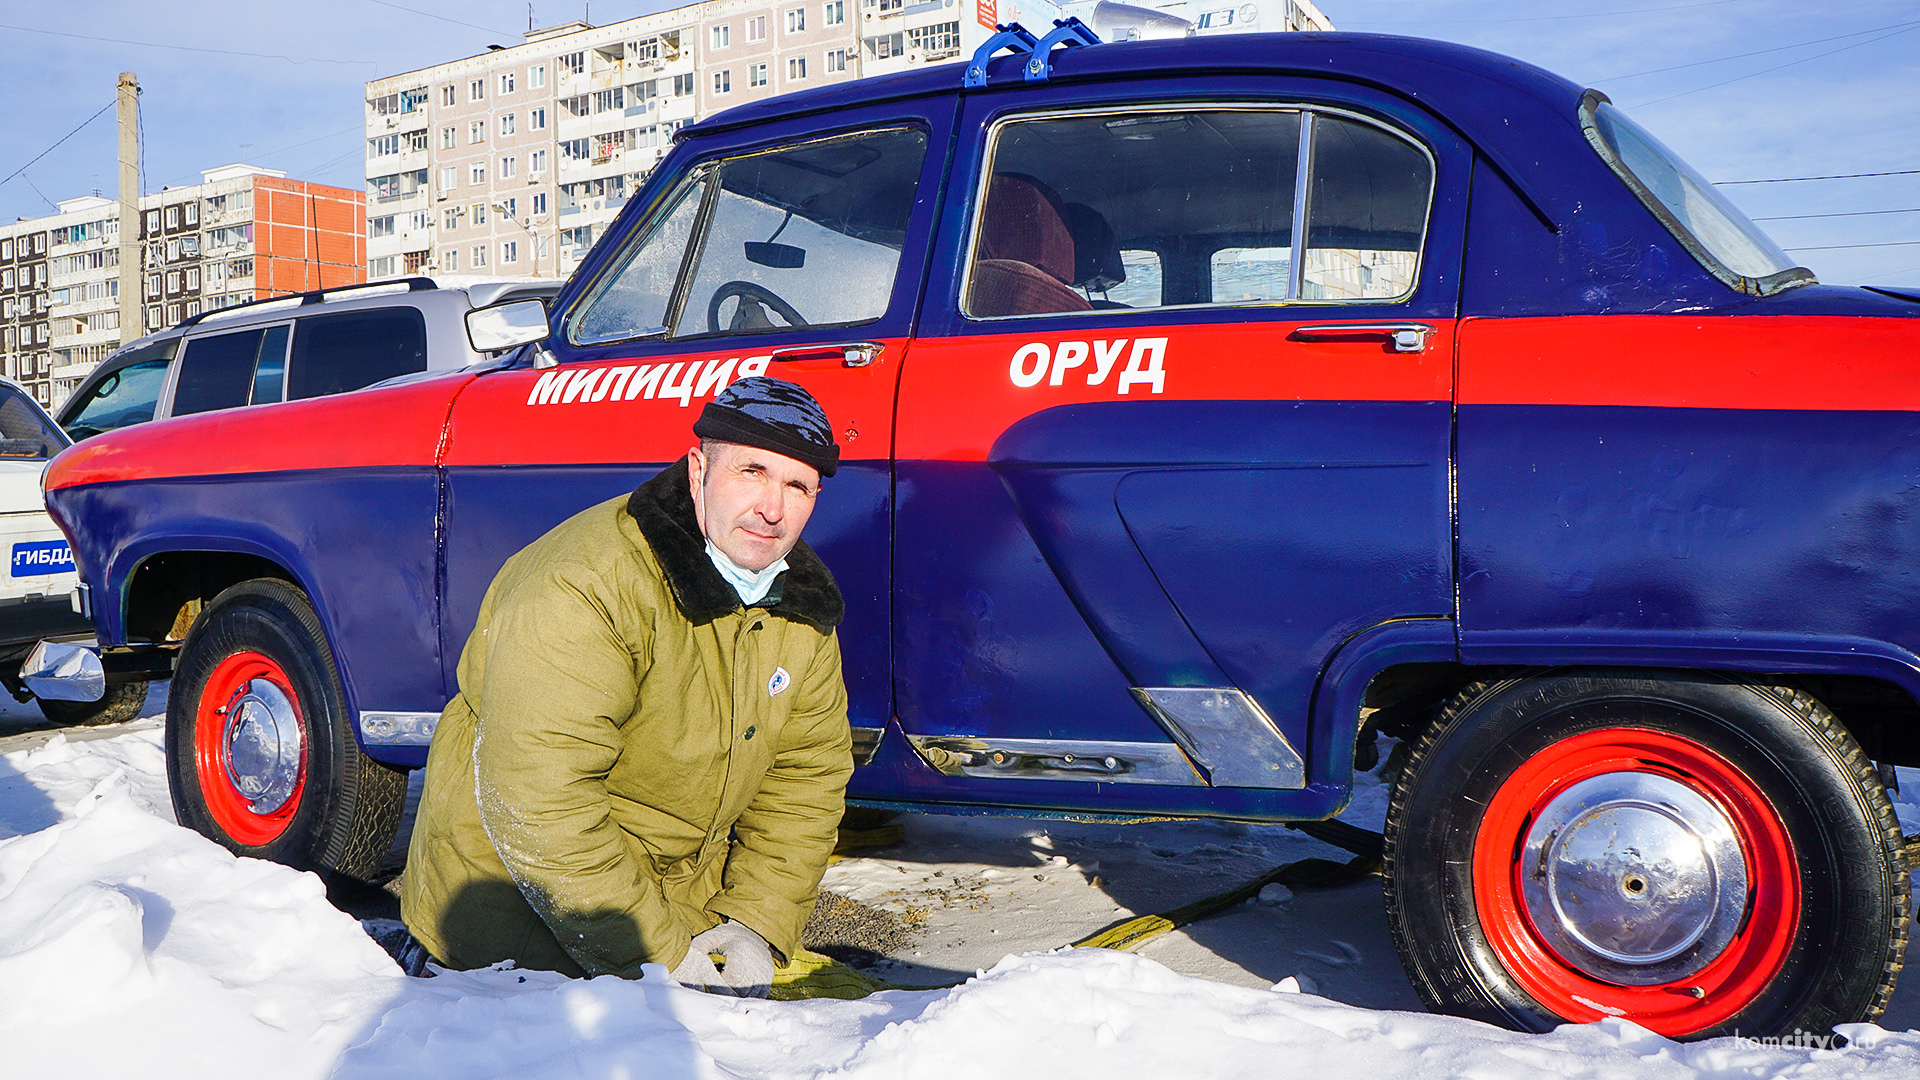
(466, 298, 551, 353)
(744, 241, 805, 269)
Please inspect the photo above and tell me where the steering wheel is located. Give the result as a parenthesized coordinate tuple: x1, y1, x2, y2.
(707, 280, 809, 334)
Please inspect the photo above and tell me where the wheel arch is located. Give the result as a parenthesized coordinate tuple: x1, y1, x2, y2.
(1332, 631, 1920, 774)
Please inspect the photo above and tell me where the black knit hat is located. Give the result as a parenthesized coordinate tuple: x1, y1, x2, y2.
(693, 376, 840, 477)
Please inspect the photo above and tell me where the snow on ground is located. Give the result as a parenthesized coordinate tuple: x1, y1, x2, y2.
(4, 703, 1920, 1078)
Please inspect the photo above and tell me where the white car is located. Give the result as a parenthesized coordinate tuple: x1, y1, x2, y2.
(0, 378, 145, 725)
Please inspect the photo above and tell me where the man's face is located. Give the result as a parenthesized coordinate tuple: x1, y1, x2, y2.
(688, 440, 821, 572)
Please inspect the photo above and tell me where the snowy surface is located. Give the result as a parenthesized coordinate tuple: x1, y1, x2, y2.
(3, 696, 1920, 1078)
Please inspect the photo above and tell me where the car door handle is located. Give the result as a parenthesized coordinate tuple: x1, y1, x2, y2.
(1287, 322, 1434, 353)
(769, 341, 884, 368)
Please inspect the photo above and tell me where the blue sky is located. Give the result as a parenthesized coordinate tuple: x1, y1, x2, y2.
(3, 0, 1915, 285)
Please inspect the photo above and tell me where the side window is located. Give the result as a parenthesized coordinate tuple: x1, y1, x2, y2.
(173, 328, 275, 416)
(963, 108, 1432, 318)
(287, 309, 428, 401)
(570, 126, 929, 345)
(62, 343, 175, 440)
(0, 386, 66, 458)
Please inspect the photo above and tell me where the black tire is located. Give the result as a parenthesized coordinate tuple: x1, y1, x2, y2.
(38, 680, 150, 727)
(165, 578, 405, 879)
(1382, 669, 1909, 1040)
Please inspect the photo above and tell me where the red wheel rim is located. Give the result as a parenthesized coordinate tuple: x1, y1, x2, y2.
(193, 651, 306, 846)
(1472, 727, 1798, 1036)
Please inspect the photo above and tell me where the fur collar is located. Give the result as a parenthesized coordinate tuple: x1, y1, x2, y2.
(626, 458, 844, 631)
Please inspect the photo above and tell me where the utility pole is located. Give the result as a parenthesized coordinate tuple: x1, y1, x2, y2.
(116, 72, 141, 347)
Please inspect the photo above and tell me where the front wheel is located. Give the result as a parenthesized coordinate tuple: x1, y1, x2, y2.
(1383, 670, 1909, 1039)
(166, 578, 405, 879)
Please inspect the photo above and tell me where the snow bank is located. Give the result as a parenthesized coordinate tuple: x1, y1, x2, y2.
(4, 730, 1920, 1080)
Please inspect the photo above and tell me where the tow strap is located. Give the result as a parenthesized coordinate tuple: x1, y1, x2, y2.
(769, 822, 1385, 1001)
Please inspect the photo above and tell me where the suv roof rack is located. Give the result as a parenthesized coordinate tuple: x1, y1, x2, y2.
(174, 277, 439, 331)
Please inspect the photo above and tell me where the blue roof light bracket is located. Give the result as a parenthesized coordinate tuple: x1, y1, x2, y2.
(963, 23, 1040, 88)
(1023, 18, 1101, 83)
(962, 19, 1100, 88)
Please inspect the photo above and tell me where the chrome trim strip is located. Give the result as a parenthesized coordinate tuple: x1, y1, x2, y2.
(359, 710, 440, 747)
(1129, 687, 1305, 789)
(1287, 110, 1314, 301)
(850, 724, 885, 766)
(904, 734, 1204, 786)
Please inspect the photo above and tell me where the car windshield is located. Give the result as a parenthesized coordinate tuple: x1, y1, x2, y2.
(0, 384, 69, 458)
(1582, 96, 1809, 294)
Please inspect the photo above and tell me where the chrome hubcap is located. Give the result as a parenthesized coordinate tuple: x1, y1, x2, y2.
(222, 678, 303, 815)
(1520, 771, 1748, 985)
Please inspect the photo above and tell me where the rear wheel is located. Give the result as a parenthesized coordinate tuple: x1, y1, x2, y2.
(37, 680, 150, 727)
(1383, 670, 1908, 1039)
(166, 578, 404, 878)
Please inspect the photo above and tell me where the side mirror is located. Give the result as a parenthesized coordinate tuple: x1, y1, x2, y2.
(466, 298, 552, 354)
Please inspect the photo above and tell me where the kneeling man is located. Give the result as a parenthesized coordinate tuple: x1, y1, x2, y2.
(401, 376, 850, 997)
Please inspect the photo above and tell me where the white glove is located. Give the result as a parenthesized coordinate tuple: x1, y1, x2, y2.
(669, 940, 723, 989)
(684, 919, 774, 998)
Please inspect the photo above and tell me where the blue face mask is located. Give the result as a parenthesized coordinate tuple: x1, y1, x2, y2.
(705, 539, 788, 607)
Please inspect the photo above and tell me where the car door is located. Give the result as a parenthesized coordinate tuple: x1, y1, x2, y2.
(161, 321, 293, 418)
(439, 96, 954, 728)
(879, 76, 1469, 819)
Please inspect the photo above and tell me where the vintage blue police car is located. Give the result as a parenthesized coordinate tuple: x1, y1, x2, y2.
(38, 28, 1920, 1038)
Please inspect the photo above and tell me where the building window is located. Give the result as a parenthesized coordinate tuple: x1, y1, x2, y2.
(530, 64, 547, 88)
(185, 299, 200, 318)
(711, 24, 730, 49)
(788, 56, 807, 80)
(824, 0, 845, 25)
(907, 20, 960, 55)
(500, 113, 516, 136)
(165, 303, 180, 324)
(746, 15, 767, 41)
(471, 161, 487, 184)
(469, 120, 486, 144)
(499, 71, 515, 94)
(499, 197, 517, 220)
(471, 203, 489, 226)
(166, 271, 181, 294)
(532, 192, 548, 215)
(787, 7, 806, 32)
(146, 274, 160, 299)
(502, 240, 519, 264)
(749, 63, 768, 88)
(369, 133, 401, 157)
(444, 208, 460, 230)
(469, 78, 485, 101)
(714, 70, 731, 93)
(674, 72, 696, 96)
(530, 107, 547, 130)
(560, 51, 585, 74)
(826, 48, 848, 72)
(165, 206, 179, 229)
(369, 215, 397, 239)
(185, 203, 199, 226)
(531, 149, 548, 173)
(472, 245, 487, 268)
(441, 126, 457, 149)
(561, 138, 591, 160)
(439, 166, 458, 190)
(593, 87, 624, 113)
(143, 210, 159, 233)
(499, 156, 516, 179)
(442, 248, 458, 271)
(185, 268, 200, 290)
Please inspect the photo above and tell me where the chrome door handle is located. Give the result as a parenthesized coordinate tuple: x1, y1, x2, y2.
(769, 341, 884, 368)
(1287, 322, 1433, 353)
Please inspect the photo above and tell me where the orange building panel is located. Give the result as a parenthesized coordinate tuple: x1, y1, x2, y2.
(249, 177, 366, 298)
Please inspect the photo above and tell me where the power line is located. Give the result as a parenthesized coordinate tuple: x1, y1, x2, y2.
(0, 100, 114, 189)
(0, 22, 375, 67)
(1343, 0, 1746, 27)
(363, 0, 516, 37)
(1720, 169, 1920, 185)
(1625, 22, 1920, 108)
(1753, 207, 1920, 222)
(1784, 241, 1920, 252)
(1599, 18, 1920, 81)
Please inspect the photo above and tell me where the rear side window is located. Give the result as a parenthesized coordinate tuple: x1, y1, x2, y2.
(963, 107, 1433, 318)
(63, 358, 171, 440)
(287, 308, 428, 400)
(0, 385, 67, 458)
(172, 325, 290, 417)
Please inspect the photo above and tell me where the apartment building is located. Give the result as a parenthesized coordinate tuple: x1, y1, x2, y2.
(0, 165, 364, 409)
(363, 0, 1330, 283)
(364, 4, 862, 284)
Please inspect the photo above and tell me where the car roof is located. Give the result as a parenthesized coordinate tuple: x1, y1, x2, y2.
(686, 32, 1583, 224)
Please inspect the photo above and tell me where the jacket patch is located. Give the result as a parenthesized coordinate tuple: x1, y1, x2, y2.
(768, 667, 791, 697)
